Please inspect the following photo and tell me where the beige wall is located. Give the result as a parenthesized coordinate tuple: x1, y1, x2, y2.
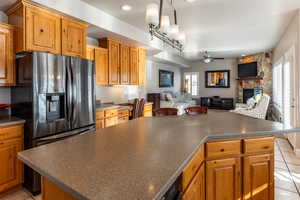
(181, 59, 238, 98)
(273, 10, 300, 154)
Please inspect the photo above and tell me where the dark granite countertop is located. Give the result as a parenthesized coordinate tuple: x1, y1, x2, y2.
(0, 116, 25, 127)
(18, 111, 300, 200)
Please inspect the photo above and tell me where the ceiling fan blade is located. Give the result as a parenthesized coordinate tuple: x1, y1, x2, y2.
(214, 58, 225, 60)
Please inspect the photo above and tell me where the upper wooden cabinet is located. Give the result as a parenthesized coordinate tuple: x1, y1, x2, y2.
(138, 48, 146, 86)
(99, 38, 120, 85)
(86, 45, 95, 61)
(130, 47, 139, 85)
(6, 0, 87, 57)
(61, 17, 87, 58)
(95, 47, 108, 85)
(120, 43, 130, 85)
(0, 23, 15, 86)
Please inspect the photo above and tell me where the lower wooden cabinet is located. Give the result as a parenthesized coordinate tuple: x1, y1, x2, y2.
(143, 104, 153, 117)
(206, 157, 241, 200)
(182, 164, 205, 200)
(0, 124, 23, 194)
(243, 154, 274, 200)
(105, 117, 118, 128)
(96, 119, 104, 129)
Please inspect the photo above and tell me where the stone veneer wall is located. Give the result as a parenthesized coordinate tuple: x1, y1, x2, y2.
(237, 52, 273, 102)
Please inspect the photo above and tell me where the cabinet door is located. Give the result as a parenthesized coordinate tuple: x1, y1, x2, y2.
(130, 47, 139, 85)
(120, 44, 130, 85)
(243, 154, 274, 200)
(62, 17, 87, 58)
(86, 45, 95, 61)
(95, 47, 108, 85)
(0, 138, 23, 193)
(108, 40, 120, 85)
(138, 48, 146, 86)
(96, 120, 104, 130)
(25, 5, 61, 54)
(182, 164, 205, 200)
(206, 158, 241, 200)
(0, 24, 15, 86)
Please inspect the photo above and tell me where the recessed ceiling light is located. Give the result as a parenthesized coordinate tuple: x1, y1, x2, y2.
(121, 4, 132, 11)
(185, 0, 196, 3)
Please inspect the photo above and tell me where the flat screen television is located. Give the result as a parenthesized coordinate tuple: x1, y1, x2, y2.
(159, 70, 174, 87)
(238, 62, 258, 78)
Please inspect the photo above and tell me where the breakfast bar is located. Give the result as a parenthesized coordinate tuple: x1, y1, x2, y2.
(18, 112, 300, 200)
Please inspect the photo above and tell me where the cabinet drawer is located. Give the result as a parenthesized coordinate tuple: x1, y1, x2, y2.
(96, 111, 104, 120)
(181, 146, 204, 192)
(118, 116, 129, 124)
(143, 110, 152, 117)
(144, 104, 152, 111)
(105, 117, 118, 128)
(118, 109, 129, 117)
(104, 109, 118, 118)
(244, 137, 274, 154)
(206, 140, 241, 158)
(0, 125, 23, 141)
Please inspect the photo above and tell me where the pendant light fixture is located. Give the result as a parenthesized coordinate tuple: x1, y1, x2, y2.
(146, 0, 185, 52)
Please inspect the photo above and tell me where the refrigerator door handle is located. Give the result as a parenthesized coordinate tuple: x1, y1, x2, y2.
(66, 58, 74, 123)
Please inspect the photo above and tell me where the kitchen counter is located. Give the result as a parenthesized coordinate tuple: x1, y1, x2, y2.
(18, 112, 299, 200)
(0, 116, 25, 127)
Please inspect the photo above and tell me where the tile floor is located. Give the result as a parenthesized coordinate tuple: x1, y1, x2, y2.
(1, 138, 300, 200)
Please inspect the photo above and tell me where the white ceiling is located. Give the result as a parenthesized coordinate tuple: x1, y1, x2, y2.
(82, 0, 300, 61)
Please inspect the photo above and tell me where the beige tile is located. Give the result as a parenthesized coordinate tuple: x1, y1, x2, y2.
(275, 187, 300, 200)
(282, 151, 300, 165)
(0, 190, 32, 200)
(275, 161, 288, 170)
(32, 195, 41, 200)
(275, 168, 298, 192)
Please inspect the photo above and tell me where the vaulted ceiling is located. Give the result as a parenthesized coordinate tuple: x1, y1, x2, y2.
(82, 0, 300, 60)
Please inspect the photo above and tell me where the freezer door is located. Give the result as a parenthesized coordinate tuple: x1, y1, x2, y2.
(66, 57, 95, 129)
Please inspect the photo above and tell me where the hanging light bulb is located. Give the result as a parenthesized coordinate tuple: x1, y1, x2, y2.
(168, 25, 179, 39)
(160, 15, 170, 33)
(146, 3, 159, 26)
(177, 32, 186, 43)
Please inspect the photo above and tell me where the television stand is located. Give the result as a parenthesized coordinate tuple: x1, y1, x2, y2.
(201, 96, 235, 110)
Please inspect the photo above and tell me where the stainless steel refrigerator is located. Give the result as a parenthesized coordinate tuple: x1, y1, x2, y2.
(11, 52, 95, 194)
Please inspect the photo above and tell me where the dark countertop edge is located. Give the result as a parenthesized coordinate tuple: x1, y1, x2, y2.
(18, 154, 88, 200)
(0, 119, 26, 127)
(18, 128, 300, 200)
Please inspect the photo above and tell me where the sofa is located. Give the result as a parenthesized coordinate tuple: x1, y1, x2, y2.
(160, 92, 196, 115)
(230, 94, 270, 119)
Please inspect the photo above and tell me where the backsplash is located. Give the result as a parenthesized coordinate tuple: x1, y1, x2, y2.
(0, 88, 11, 104)
(95, 85, 146, 104)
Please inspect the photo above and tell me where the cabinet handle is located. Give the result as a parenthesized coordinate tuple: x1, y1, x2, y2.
(262, 146, 269, 149)
(0, 142, 4, 145)
(40, 29, 44, 33)
(220, 148, 225, 152)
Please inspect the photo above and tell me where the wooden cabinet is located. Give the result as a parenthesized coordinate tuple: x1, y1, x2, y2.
(182, 164, 205, 200)
(99, 38, 120, 85)
(206, 157, 241, 200)
(138, 48, 146, 86)
(6, 1, 87, 57)
(243, 154, 274, 200)
(61, 17, 87, 58)
(0, 124, 23, 194)
(130, 47, 139, 85)
(120, 44, 130, 85)
(86, 45, 95, 60)
(0, 23, 15, 86)
(143, 104, 153, 117)
(95, 47, 108, 85)
(118, 109, 129, 124)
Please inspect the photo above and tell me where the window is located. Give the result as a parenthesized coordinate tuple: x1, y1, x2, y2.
(273, 62, 283, 112)
(184, 72, 199, 96)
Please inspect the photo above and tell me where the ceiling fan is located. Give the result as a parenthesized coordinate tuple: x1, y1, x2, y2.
(201, 51, 224, 63)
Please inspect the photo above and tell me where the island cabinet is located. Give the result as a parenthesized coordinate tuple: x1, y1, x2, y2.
(180, 136, 274, 200)
(0, 124, 24, 194)
(0, 23, 15, 86)
(6, 0, 87, 58)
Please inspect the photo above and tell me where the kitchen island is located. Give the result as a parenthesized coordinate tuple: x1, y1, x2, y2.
(18, 112, 300, 200)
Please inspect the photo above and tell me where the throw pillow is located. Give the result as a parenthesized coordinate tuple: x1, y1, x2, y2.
(246, 98, 256, 110)
(255, 93, 262, 104)
(165, 93, 174, 103)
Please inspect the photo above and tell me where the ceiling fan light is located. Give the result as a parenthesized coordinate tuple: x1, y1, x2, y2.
(204, 57, 212, 63)
(160, 15, 171, 33)
(146, 3, 159, 26)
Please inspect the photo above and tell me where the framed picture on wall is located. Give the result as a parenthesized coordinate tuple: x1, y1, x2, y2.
(159, 70, 174, 88)
(205, 70, 230, 88)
